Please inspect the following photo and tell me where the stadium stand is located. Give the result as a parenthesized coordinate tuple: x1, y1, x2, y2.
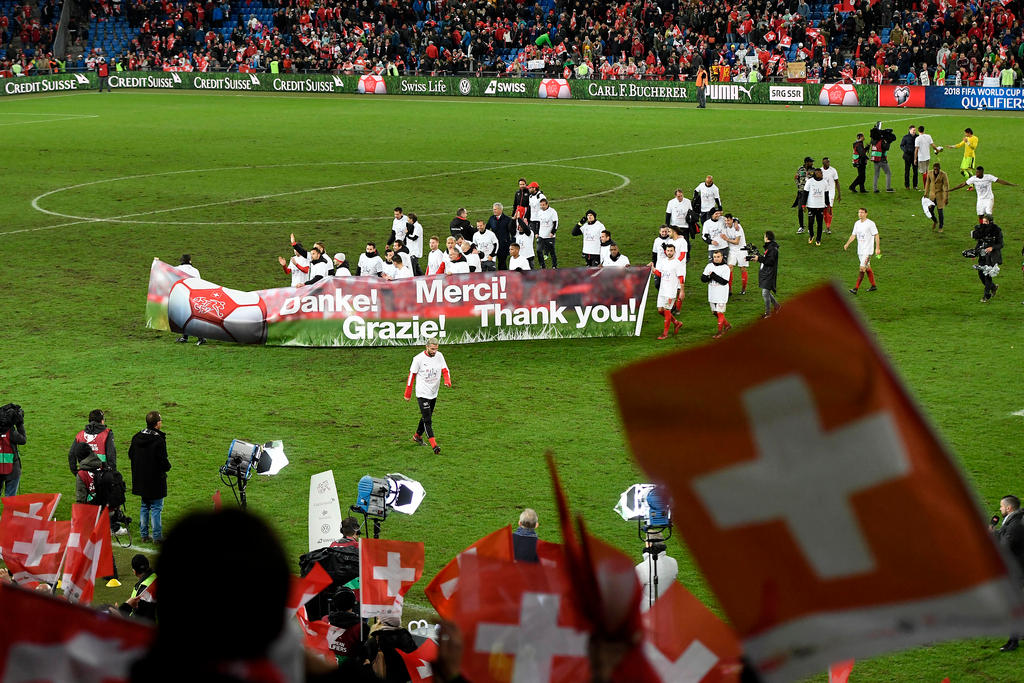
(2, 0, 1022, 87)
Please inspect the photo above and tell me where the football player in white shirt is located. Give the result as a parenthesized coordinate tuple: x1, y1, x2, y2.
(651, 225, 673, 264)
(843, 207, 881, 294)
(694, 175, 722, 222)
(701, 208, 728, 260)
(278, 249, 310, 287)
(305, 246, 331, 284)
(722, 214, 749, 295)
(388, 207, 408, 248)
(534, 198, 558, 269)
(458, 238, 482, 273)
(472, 220, 499, 271)
(665, 188, 693, 250)
(380, 248, 399, 280)
(508, 243, 531, 271)
(951, 166, 1017, 221)
(803, 168, 830, 246)
(514, 217, 536, 269)
(527, 182, 546, 231)
(667, 225, 687, 263)
(358, 242, 385, 277)
(913, 125, 938, 187)
(446, 248, 470, 274)
(404, 338, 451, 454)
(700, 249, 732, 338)
(600, 243, 630, 268)
(425, 236, 447, 276)
(404, 213, 424, 275)
(648, 243, 684, 339)
(599, 229, 616, 263)
(572, 209, 605, 266)
(332, 253, 352, 277)
(820, 157, 841, 235)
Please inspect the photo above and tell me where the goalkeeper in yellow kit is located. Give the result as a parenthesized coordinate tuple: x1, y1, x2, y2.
(946, 127, 979, 183)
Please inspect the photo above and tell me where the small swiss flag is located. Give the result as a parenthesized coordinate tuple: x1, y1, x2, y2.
(287, 563, 332, 618)
(0, 514, 70, 587)
(828, 660, 855, 683)
(425, 526, 513, 620)
(0, 493, 61, 522)
(613, 284, 1024, 681)
(60, 504, 114, 605)
(359, 538, 424, 619)
(397, 637, 438, 682)
(642, 582, 742, 683)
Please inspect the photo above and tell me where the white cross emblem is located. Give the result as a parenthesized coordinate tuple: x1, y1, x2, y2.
(12, 529, 62, 566)
(475, 592, 588, 683)
(12, 503, 45, 520)
(414, 658, 432, 679)
(693, 374, 911, 579)
(643, 639, 719, 683)
(373, 552, 416, 597)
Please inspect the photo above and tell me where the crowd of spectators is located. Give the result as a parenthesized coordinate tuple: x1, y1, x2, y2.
(2, 0, 1024, 87)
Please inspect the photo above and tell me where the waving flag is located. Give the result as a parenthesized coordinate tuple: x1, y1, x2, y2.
(0, 493, 60, 522)
(612, 284, 1024, 682)
(425, 526, 513, 620)
(60, 505, 113, 604)
(0, 514, 70, 587)
(398, 638, 439, 683)
(360, 538, 424, 619)
(288, 563, 332, 618)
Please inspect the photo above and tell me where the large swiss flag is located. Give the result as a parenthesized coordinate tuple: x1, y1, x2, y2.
(61, 504, 114, 604)
(425, 526, 513, 620)
(0, 514, 70, 587)
(0, 582, 152, 681)
(359, 538, 424, 619)
(0, 493, 61, 522)
(612, 284, 1024, 681)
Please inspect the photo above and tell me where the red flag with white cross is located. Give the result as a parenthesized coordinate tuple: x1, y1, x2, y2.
(642, 582, 742, 683)
(0, 493, 61, 523)
(0, 514, 70, 587)
(0, 582, 152, 681)
(287, 563, 332, 619)
(60, 504, 114, 605)
(452, 554, 591, 683)
(359, 538, 424, 619)
(612, 284, 1024, 682)
(397, 637, 439, 683)
(425, 526, 513, 621)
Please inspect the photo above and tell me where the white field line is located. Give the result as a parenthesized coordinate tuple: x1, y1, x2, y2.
(5, 114, 930, 237)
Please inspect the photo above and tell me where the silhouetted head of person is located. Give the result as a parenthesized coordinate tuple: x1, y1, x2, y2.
(143, 509, 289, 669)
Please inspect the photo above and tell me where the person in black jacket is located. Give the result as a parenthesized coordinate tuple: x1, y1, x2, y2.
(364, 616, 418, 683)
(512, 177, 530, 221)
(971, 215, 1003, 302)
(128, 411, 171, 543)
(513, 508, 540, 563)
(0, 404, 26, 497)
(448, 207, 473, 242)
(750, 231, 781, 318)
(487, 202, 514, 270)
(849, 132, 868, 193)
(993, 495, 1024, 651)
(900, 125, 919, 189)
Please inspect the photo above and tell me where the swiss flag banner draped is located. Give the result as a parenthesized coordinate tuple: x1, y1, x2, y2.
(359, 538, 424, 619)
(0, 583, 152, 681)
(425, 526, 513, 620)
(0, 514, 70, 587)
(612, 284, 1024, 682)
(642, 582, 742, 682)
(452, 554, 591, 683)
(0, 493, 61, 522)
(61, 504, 114, 604)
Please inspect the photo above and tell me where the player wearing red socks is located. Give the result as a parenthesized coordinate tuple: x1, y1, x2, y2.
(650, 243, 685, 340)
(404, 338, 451, 454)
(723, 213, 749, 295)
(701, 250, 732, 339)
(843, 207, 881, 294)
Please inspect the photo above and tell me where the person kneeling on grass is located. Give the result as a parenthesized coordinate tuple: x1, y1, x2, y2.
(701, 250, 732, 339)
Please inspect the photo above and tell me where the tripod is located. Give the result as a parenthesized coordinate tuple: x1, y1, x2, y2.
(351, 506, 385, 538)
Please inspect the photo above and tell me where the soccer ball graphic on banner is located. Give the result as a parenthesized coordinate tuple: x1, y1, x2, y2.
(819, 83, 859, 106)
(167, 278, 268, 344)
(538, 78, 571, 99)
(357, 74, 386, 95)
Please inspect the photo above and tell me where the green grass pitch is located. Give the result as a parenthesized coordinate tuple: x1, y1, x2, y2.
(1, 90, 1022, 681)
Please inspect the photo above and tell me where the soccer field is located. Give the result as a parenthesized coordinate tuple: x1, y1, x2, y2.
(1, 90, 1022, 681)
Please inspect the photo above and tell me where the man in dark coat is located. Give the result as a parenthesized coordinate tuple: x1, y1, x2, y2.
(449, 207, 473, 241)
(487, 202, 514, 270)
(900, 124, 919, 189)
(513, 508, 539, 563)
(993, 495, 1024, 651)
(128, 411, 171, 543)
(751, 230, 781, 317)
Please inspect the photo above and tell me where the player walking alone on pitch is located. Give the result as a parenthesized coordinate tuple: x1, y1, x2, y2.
(844, 207, 881, 294)
(949, 167, 1017, 224)
(405, 338, 451, 454)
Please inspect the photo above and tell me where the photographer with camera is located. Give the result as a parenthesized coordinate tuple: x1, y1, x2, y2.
(870, 124, 896, 193)
(0, 404, 26, 496)
(635, 530, 677, 611)
(748, 231, 781, 318)
(967, 214, 1004, 303)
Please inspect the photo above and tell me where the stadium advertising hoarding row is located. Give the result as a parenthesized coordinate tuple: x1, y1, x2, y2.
(2, 71, 879, 106)
(878, 83, 1024, 110)
(146, 259, 652, 347)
